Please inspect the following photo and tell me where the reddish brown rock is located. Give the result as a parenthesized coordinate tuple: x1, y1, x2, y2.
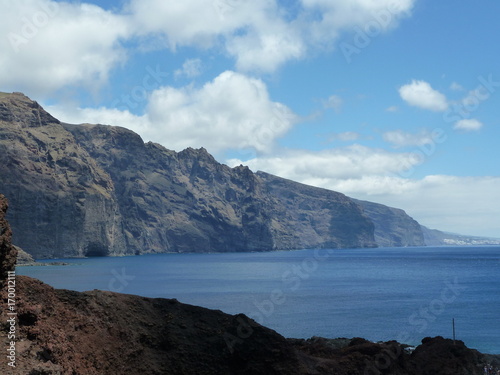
(0, 194, 17, 287)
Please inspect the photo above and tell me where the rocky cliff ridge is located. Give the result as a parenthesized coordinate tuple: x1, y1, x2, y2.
(0, 92, 431, 258)
(353, 199, 425, 247)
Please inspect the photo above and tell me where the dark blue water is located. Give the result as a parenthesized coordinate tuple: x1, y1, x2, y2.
(17, 246, 500, 354)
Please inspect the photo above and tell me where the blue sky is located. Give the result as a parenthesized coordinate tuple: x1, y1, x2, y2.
(1, 0, 499, 237)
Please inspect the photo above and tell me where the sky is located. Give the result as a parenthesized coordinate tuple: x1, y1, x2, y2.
(1, 0, 499, 238)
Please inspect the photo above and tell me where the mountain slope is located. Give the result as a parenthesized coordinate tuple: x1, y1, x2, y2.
(1, 92, 459, 258)
(0, 93, 126, 258)
(63, 123, 376, 252)
(0, 93, 381, 257)
(353, 199, 425, 247)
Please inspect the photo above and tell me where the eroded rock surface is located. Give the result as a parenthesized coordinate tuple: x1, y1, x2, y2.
(0, 93, 379, 258)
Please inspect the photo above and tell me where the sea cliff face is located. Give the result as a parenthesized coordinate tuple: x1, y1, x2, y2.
(0, 92, 429, 258)
(0, 93, 126, 258)
(353, 199, 425, 247)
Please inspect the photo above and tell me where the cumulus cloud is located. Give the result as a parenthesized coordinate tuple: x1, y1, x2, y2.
(383, 129, 441, 148)
(127, 0, 245, 48)
(399, 80, 448, 112)
(453, 118, 483, 131)
(355, 175, 500, 238)
(227, 145, 419, 181)
(126, 0, 416, 73)
(225, 19, 306, 73)
(1, 0, 418, 97)
(323, 95, 343, 113)
(174, 58, 203, 79)
(0, 0, 130, 97)
(301, 0, 415, 45)
(47, 71, 297, 155)
(328, 131, 362, 142)
(127, 0, 307, 73)
(450, 81, 464, 91)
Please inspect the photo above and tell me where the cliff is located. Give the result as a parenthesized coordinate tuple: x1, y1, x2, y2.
(0, 93, 126, 258)
(353, 199, 425, 247)
(0, 93, 379, 258)
(0, 92, 431, 258)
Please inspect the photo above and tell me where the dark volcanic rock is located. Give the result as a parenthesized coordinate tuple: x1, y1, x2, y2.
(0, 275, 305, 375)
(64, 124, 377, 253)
(411, 336, 485, 375)
(0, 92, 380, 257)
(0, 93, 126, 258)
(0, 92, 438, 257)
(354, 199, 425, 247)
(257, 172, 375, 249)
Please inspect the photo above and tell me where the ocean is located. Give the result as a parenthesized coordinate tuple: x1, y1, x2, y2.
(17, 246, 500, 354)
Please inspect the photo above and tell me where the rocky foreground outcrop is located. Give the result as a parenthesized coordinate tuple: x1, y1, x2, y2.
(0, 194, 16, 286)
(0, 92, 388, 258)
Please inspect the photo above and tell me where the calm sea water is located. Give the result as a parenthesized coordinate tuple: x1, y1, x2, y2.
(17, 246, 500, 354)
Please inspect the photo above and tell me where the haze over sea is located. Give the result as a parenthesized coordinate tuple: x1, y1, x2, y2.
(18, 246, 500, 354)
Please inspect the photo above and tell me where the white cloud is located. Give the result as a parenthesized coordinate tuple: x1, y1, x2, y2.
(128, 0, 307, 73)
(399, 80, 449, 112)
(383, 129, 437, 148)
(453, 118, 483, 131)
(225, 22, 306, 73)
(145, 71, 297, 153)
(0, 0, 418, 96)
(351, 175, 500, 238)
(323, 95, 343, 113)
(386, 105, 398, 112)
(300, 0, 415, 44)
(174, 58, 203, 79)
(48, 71, 297, 155)
(328, 131, 361, 142)
(127, 0, 237, 48)
(227, 145, 419, 181)
(450, 81, 464, 91)
(127, 0, 415, 73)
(0, 0, 130, 97)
